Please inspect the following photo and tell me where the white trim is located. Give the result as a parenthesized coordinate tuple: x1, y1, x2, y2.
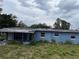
(40, 37, 45, 38)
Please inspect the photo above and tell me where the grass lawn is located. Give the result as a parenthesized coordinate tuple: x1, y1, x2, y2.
(0, 43, 79, 59)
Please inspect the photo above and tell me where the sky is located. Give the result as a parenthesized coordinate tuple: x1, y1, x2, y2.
(1, 0, 79, 29)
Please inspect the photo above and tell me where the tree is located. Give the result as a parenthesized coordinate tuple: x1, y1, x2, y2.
(54, 18, 60, 29)
(17, 21, 28, 28)
(0, 14, 17, 28)
(30, 23, 51, 28)
(0, 8, 2, 14)
(54, 18, 70, 30)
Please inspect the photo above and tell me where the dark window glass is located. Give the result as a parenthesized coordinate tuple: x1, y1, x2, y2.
(54, 33, 59, 36)
(41, 32, 45, 37)
(71, 36, 75, 38)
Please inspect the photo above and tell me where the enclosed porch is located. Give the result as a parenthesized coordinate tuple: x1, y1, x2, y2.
(6, 32, 34, 44)
(0, 28, 34, 44)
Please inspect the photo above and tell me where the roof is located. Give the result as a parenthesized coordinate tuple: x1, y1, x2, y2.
(33, 29, 79, 33)
(0, 28, 79, 33)
(0, 28, 34, 33)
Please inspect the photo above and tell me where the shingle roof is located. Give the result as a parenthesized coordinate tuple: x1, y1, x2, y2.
(0, 28, 34, 33)
(33, 29, 79, 33)
(0, 28, 79, 33)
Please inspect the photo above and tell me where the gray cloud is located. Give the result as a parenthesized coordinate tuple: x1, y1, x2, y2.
(18, 0, 51, 12)
(34, 0, 51, 11)
(2, 0, 79, 29)
(57, 0, 79, 13)
(18, 0, 31, 7)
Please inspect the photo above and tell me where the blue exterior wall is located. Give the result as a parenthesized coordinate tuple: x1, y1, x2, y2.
(34, 31, 53, 42)
(34, 31, 79, 44)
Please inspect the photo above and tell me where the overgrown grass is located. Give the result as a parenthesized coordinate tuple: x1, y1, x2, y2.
(0, 43, 79, 59)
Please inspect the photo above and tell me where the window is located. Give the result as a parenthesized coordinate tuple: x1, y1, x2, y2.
(41, 32, 45, 37)
(71, 36, 75, 38)
(54, 33, 59, 36)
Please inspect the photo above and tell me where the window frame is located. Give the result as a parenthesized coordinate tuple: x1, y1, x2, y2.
(40, 32, 45, 38)
(54, 32, 59, 36)
(71, 36, 76, 39)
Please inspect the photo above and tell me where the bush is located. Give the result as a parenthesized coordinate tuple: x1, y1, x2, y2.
(39, 38, 49, 43)
(0, 36, 5, 41)
(30, 40, 49, 45)
(0, 38, 5, 41)
(30, 40, 38, 45)
(7, 40, 21, 45)
(51, 39, 56, 44)
(58, 41, 64, 44)
(64, 40, 73, 44)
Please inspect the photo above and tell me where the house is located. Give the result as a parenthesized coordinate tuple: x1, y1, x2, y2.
(0, 28, 34, 44)
(0, 28, 79, 44)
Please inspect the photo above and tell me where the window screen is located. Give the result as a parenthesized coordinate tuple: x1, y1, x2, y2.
(41, 32, 45, 37)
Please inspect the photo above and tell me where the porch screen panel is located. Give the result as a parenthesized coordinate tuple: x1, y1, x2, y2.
(14, 33, 22, 41)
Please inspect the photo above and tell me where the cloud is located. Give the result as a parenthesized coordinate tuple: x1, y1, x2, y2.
(18, 0, 38, 7)
(57, 0, 79, 13)
(2, 0, 79, 29)
(56, 0, 79, 28)
(0, 0, 3, 7)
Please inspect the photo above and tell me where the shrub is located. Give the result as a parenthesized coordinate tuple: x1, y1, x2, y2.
(7, 40, 21, 45)
(57, 41, 64, 45)
(64, 40, 73, 44)
(30, 40, 38, 45)
(0, 38, 5, 41)
(39, 40, 49, 43)
(51, 39, 56, 44)
(0, 35, 5, 41)
(30, 39, 49, 45)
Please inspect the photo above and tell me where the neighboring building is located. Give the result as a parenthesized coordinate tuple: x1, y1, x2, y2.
(0, 28, 79, 44)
